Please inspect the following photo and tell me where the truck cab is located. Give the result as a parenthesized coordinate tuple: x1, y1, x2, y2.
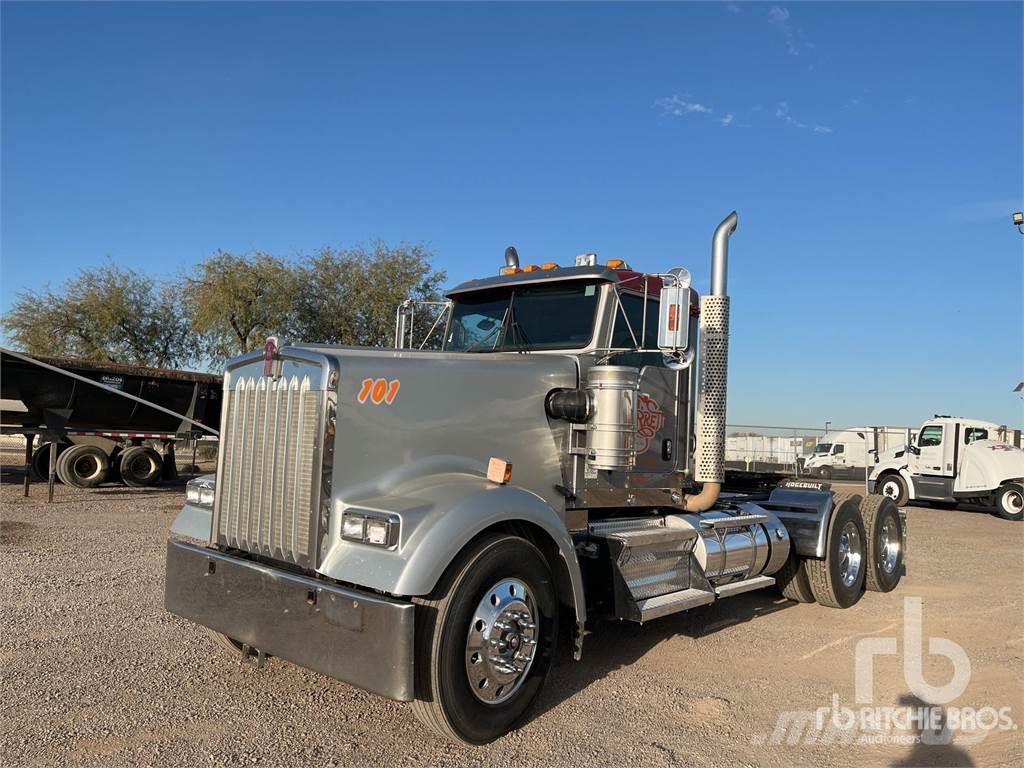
(870, 416, 1024, 519)
(803, 429, 872, 480)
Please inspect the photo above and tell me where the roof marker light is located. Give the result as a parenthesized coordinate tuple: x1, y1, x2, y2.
(606, 259, 631, 269)
(541, 262, 558, 270)
(499, 266, 521, 276)
(521, 264, 540, 272)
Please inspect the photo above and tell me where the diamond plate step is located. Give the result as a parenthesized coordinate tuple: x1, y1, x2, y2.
(699, 514, 770, 530)
(607, 527, 698, 547)
(636, 588, 716, 622)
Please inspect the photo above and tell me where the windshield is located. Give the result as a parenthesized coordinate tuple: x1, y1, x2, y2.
(445, 282, 601, 352)
(814, 443, 832, 455)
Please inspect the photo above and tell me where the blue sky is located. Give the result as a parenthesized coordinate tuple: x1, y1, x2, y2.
(2, 1, 1021, 428)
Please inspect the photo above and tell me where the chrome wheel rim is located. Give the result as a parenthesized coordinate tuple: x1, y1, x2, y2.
(465, 578, 538, 705)
(882, 480, 900, 501)
(1003, 490, 1023, 517)
(878, 517, 901, 574)
(838, 521, 863, 588)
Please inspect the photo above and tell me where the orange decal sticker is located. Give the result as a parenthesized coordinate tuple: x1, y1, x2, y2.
(357, 377, 401, 406)
(357, 378, 374, 404)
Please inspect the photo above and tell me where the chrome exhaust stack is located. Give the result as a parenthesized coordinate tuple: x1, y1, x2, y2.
(685, 211, 737, 512)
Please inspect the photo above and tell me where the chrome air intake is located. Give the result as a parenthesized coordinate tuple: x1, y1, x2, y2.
(584, 365, 639, 471)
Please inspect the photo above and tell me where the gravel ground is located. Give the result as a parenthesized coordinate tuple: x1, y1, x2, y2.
(1, 472, 1021, 767)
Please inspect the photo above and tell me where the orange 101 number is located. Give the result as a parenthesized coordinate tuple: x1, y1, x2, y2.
(357, 378, 401, 406)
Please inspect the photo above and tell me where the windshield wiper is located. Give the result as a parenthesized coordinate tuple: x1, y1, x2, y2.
(464, 305, 511, 352)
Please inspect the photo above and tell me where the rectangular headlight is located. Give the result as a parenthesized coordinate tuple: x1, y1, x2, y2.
(341, 510, 399, 548)
(185, 477, 216, 508)
(342, 514, 366, 540)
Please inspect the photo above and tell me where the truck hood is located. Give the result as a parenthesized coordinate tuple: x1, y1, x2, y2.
(958, 440, 1024, 492)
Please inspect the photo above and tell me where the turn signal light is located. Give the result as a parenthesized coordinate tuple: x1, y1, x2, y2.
(487, 457, 513, 485)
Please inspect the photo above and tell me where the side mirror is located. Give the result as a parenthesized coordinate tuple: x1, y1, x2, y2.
(657, 267, 693, 354)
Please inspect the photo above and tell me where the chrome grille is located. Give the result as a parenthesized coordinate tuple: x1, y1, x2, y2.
(214, 374, 323, 566)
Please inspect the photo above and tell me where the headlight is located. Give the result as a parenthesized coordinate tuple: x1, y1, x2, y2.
(186, 477, 216, 509)
(341, 510, 399, 548)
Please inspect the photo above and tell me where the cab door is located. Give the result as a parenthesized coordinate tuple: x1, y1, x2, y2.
(608, 292, 680, 476)
(911, 423, 947, 475)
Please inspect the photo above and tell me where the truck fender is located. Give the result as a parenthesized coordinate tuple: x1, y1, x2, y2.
(316, 474, 587, 631)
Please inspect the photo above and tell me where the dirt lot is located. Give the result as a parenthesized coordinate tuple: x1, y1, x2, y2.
(1, 473, 1021, 767)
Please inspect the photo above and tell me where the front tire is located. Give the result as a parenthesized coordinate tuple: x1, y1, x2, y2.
(877, 473, 909, 507)
(412, 534, 558, 744)
(806, 494, 866, 608)
(994, 483, 1024, 521)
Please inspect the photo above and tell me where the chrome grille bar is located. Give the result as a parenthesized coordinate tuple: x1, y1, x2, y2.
(213, 372, 323, 567)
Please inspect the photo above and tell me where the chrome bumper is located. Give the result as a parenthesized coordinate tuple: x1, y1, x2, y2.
(164, 539, 415, 701)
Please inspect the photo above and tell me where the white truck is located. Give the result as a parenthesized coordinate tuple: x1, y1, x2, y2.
(803, 428, 875, 480)
(870, 416, 1024, 520)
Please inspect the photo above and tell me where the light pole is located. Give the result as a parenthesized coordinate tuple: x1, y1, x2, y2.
(825, 420, 832, 435)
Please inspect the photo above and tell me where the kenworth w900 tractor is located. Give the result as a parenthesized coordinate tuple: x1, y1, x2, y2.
(164, 212, 907, 744)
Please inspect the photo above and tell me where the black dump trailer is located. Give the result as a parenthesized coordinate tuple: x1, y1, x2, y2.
(1, 350, 221, 490)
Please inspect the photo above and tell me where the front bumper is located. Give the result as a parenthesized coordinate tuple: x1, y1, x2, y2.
(164, 539, 415, 701)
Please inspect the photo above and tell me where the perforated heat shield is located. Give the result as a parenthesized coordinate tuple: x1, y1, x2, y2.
(695, 295, 729, 483)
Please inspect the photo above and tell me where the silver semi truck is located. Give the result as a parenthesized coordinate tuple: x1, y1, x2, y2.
(164, 212, 907, 744)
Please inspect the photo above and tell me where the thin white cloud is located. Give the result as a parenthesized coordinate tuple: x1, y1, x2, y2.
(657, 95, 713, 116)
(719, 113, 735, 127)
(726, 2, 742, 14)
(767, 5, 813, 56)
(775, 101, 832, 134)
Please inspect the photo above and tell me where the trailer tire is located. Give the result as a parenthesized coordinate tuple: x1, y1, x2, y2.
(775, 554, 816, 603)
(30, 442, 70, 482)
(55, 444, 109, 488)
(859, 496, 904, 592)
(994, 483, 1023, 521)
(119, 446, 163, 487)
(876, 473, 908, 506)
(806, 494, 866, 609)
(411, 533, 558, 745)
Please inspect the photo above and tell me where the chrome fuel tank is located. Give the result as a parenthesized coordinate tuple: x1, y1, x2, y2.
(665, 505, 790, 584)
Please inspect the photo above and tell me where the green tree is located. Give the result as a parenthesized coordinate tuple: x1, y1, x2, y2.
(186, 251, 299, 360)
(1, 264, 199, 369)
(291, 242, 447, 347)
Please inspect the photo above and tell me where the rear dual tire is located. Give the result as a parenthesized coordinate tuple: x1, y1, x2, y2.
(119, 445, 163, 487)
(805, 493, 867, 609)
(55, 444, 110, 488)
(859, 496, 905, 592)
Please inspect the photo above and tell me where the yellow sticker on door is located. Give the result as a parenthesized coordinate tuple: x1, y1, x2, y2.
(357, 378, 400, 406)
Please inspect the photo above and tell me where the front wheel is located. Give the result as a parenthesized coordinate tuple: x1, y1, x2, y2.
(412, 534, 558, 744)
(877, 473, 909, 507)
(994, 483, 1024, 521)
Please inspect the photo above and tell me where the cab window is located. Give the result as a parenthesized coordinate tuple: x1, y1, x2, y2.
(965, 427, 988, 444)
(832, 444, 845, 455)
(918, 426, 943, 447)
(611, 293, 659, 349)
